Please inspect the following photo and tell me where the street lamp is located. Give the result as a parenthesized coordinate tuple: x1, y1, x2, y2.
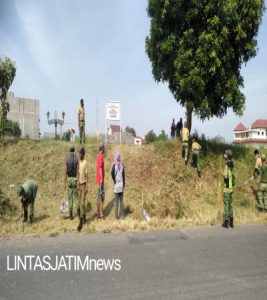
(47, 110, 65, 139)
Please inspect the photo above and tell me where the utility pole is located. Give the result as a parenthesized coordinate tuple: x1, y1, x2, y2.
(96, 96, 99, 138)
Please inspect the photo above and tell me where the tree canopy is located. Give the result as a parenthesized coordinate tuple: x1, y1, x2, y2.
(145, 129, 168, 143)
(0, 57, 16, 139)
(125, 126, 137, 137)
(146, 0, 265, 131)
(0, 57, 16, 102)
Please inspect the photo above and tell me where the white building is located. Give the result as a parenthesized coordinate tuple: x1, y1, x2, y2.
(233, 119, 267, 148)
(107, 124, 121, 135)
(6, 92, 40, 139)
(134, 137, 145, 145)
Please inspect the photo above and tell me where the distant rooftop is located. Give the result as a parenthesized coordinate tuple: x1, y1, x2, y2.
(234, 123, 246, 131)
(251, 119, 267, 129)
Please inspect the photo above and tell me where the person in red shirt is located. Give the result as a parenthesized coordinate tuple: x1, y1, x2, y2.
(96, 143, 105, 219)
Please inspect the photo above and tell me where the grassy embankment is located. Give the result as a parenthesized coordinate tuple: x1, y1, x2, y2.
(0, 137, 266, 238)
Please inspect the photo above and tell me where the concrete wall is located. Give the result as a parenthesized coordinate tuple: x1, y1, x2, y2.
(242, 142, 267, 149)
(6, 92, 40, 139)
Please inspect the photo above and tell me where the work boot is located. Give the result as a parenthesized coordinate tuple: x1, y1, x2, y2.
(29, 215, 33, 224)
(229, 217, 234, 228)
(77, 208, 80, 218)
(185, 160, 188, 166)
(222, 220, 229, 228)
(70, 210, 73, 220)
(23, 211, 28, 223)
(77, 217, 83, 232)
(197, 170, 201, 177)
(82, 215, 86, 224)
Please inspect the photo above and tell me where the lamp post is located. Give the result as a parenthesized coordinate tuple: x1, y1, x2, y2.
(47, 111, 65, 139)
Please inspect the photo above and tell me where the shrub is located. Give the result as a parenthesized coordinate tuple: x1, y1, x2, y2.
(3, 120, 21, 138)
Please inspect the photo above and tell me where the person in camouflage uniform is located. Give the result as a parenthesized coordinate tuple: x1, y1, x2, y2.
(191, 138, 202, 177)
(257, 154, 267, 209)
(219, 150, 235, 228)
(18, 180, 38, 223)
(181, 122, 190, 165)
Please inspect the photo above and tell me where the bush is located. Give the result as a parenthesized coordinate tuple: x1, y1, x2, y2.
(4, 120, 21, 138)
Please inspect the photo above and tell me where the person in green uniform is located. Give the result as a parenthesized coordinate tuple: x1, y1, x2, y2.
(191, 138, 201, 177)
(257, 154, 267, 208)
(64, 147, 79, 220)
(78, 99, 85, 144)
(18, 180, 38, 223)
(219, 150, 235, 228)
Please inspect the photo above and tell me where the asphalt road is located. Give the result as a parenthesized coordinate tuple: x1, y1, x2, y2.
(0, 225, 267, 300)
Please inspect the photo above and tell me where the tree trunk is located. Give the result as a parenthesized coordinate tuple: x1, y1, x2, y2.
(186, 108, 192, 133)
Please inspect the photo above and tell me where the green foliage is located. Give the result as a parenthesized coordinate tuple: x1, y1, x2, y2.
(4, 120, 21, 138)
(146, 0, 264, 121)
(145, 129, 169, 144)
(157, 129, 168, 140)
(145, 129, 157, 143)
(0, 57, 16, 139)
(125, 126, 136, 137)
(190, 129, 248, 159)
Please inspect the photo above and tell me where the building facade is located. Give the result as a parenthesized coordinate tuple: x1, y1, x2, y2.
(6, 92, 40, 139)
(233, 119, 267, 148)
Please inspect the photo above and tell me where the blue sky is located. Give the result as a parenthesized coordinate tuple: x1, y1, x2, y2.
(0, 0, 266, 141)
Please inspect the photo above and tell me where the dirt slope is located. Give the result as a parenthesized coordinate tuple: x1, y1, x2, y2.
(0, 138, 266, 238)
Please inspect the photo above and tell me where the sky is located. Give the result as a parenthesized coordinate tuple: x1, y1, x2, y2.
(0, 0, 266, 142)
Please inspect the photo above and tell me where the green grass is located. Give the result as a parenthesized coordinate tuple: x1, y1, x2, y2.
(0, 137, 266, 238)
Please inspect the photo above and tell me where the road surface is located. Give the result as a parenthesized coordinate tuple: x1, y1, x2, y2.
(0, 224, 267, 299)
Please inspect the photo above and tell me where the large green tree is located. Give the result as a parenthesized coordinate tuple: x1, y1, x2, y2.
(125, 126, 137, 137)
(146, 0, 264, 131)
(0, 57, 16, 138)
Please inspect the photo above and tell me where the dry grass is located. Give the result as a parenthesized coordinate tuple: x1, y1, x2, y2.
(0, 138, 266, 239)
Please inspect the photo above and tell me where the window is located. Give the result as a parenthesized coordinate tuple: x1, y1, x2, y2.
(258, 132, 260, 136)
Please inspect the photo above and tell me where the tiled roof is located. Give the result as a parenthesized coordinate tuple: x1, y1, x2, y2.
(234, 123, 246, 131)
(251, 119, 267, 129)
(110, 125, 121, 132)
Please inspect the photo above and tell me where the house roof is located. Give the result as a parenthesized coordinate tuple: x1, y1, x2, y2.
(234, 123, 246, 131)
(110, 125, 121, 132)
(251, 119, 267, 129)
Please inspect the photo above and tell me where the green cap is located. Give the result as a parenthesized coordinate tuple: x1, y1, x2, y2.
(261, 154, 266, 161)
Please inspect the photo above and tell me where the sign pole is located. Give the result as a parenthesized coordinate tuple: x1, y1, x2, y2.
(120, 103, 122, 145)
(105, 102, 107, 144)
(106, 100, 120, 145)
